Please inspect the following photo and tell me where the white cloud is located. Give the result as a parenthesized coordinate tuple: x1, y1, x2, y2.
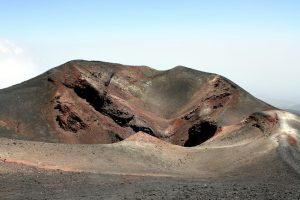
(0, 40, 23, 55)
(0, 39, 39, 89)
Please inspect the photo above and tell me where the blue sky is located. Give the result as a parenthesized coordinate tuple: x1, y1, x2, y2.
(0, 0, 300, 107)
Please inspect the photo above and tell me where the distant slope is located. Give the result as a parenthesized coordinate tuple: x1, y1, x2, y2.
(289, 104, 300, 115)
(286, 109, 300, 116)
(263, 99, 300, 116)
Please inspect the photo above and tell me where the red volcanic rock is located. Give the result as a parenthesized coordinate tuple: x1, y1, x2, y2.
(0, 60, 273, 146)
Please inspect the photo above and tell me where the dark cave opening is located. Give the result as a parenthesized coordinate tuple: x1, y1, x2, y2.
(107, 113, 133, 127)
(184, 121, 218, 147)
(73, 82, 133, 127)
(73, 82, 108, 112)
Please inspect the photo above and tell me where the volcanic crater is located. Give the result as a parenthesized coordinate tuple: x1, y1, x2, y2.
(1, 60, 300, 199)
(0, 60, 272, 147)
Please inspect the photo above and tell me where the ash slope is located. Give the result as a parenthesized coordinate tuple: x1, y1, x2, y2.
(0, 60, 271, 146)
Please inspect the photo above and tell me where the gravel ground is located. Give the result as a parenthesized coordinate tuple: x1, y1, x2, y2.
(1, 161, 300, 200)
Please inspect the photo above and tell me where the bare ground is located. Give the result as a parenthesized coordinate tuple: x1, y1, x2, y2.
(1, 161, 299, 200)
